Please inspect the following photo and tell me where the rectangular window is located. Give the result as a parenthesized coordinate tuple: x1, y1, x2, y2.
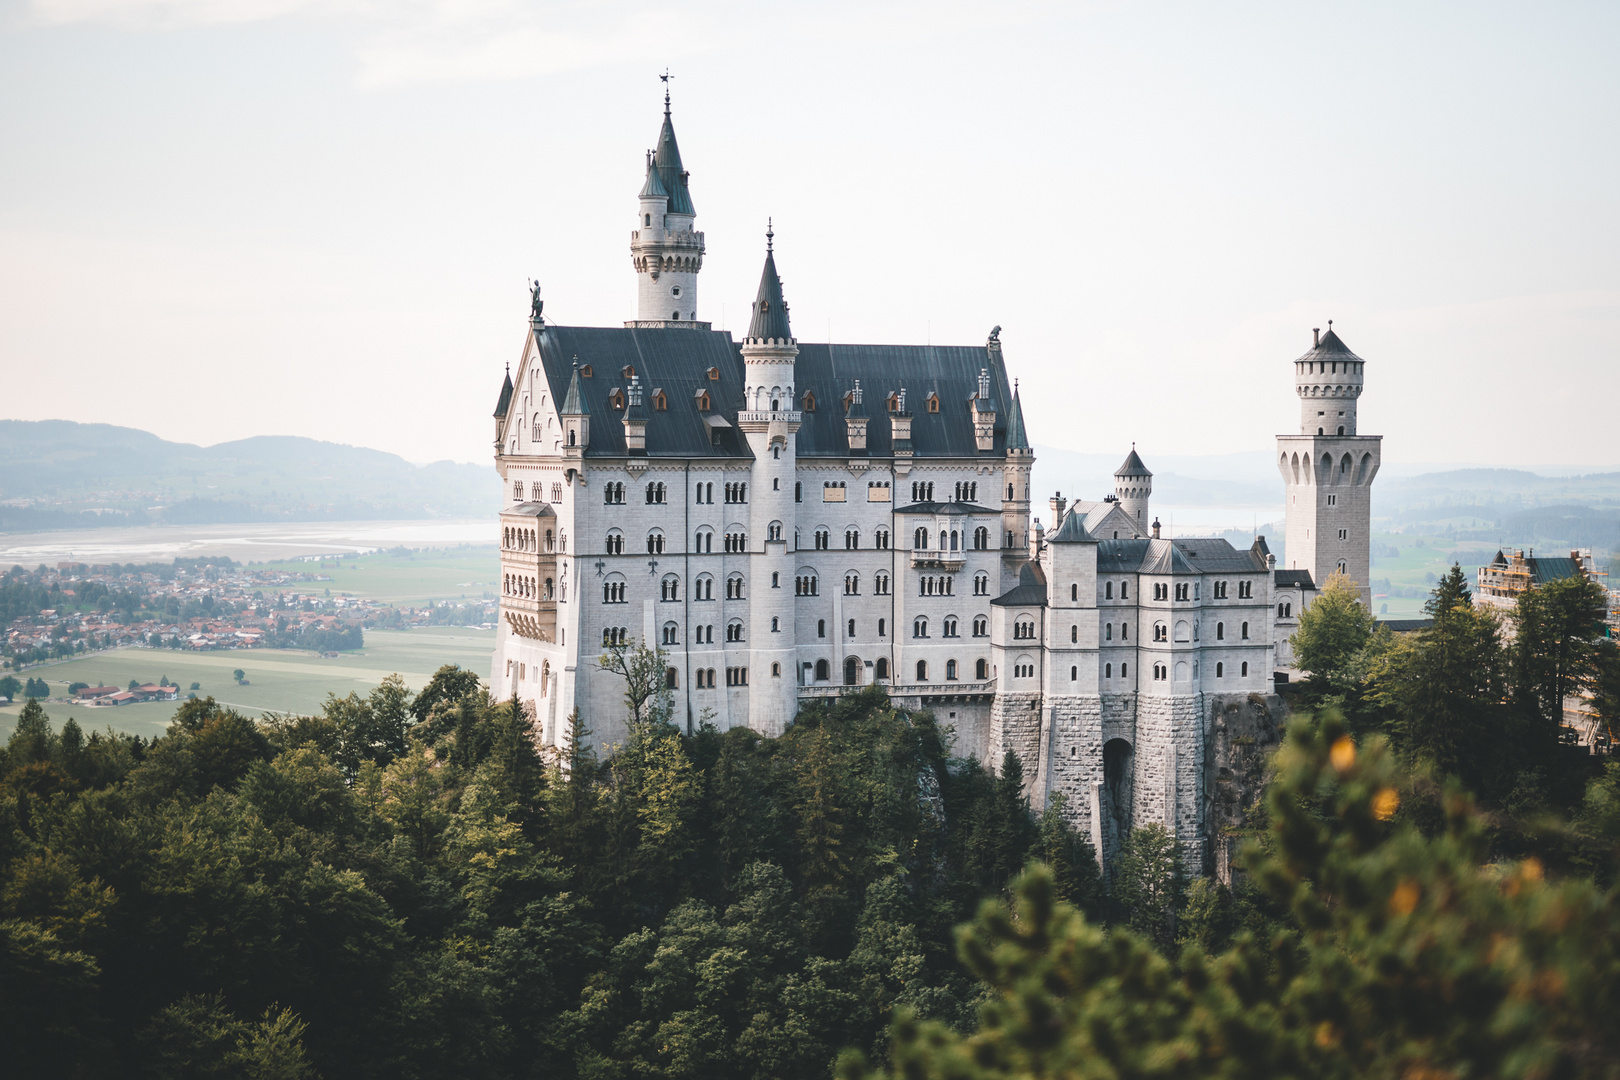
(1327, 494, 1337, 506)
(1338, 529, 1348, 541)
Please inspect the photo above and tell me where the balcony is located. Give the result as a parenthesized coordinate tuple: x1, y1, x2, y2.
(910, 550, 967, 571)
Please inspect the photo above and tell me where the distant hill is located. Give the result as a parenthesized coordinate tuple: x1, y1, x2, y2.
(0, 420, 497, 531)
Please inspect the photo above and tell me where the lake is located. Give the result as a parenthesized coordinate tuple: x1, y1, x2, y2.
(0, 519, 492, 565)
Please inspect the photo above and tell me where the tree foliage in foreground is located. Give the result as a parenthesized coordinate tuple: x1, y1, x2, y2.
(0, 670, 1098, 1079)
(845, 713, 1620, 1080)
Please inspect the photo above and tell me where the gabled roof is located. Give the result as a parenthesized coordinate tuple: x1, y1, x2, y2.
(1094, 537, 1267, 575)
(493, 366, 514, 419)
(746, 244, 793, 342)
(992, 561, 1048, 607)
(1295, 326, 1365, 364)
(1067, 500, 1142, 539)
(1047, 506, 1094, 543)
(1380, 618, 1435, 633)
(653, 106, 694, 215)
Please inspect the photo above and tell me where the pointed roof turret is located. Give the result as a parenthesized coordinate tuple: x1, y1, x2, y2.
(746, 223, 794, 343)
(639, 151, 669, 199)
(1295, 322, 1365, 363)
(493, 363, 514, 419)
(1115, 445, 1151, 478)
(561, 358, 588, 415)
(653, 94, 695, 215)
(1005, 379, 1029, 450)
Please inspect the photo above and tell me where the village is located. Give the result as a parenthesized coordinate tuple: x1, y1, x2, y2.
(0, 555, 489, 682)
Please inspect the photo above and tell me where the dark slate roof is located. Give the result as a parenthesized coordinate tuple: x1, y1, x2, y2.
(534, 326, 749, 459)
(1295, 326, 1365, 364)
(653, 107, 694, 215)
(494, 366, 514, 419)
(1380, 618, 1434, 633)
(1005, 383, 1030, 450)
(1530, 557, 1583, 584)
(530, 325, 1017, 461)
(792, 341, 1015, 459)
(1170, 538, 1268, 573)
(1115, 447, 1151, 477)
(893, 501, 997, 516)
(746, 247, 793, 342)
(1093, 537, 1266, 575)
(992, 561, 1048, 607)
(1275, 570, 1316, 589)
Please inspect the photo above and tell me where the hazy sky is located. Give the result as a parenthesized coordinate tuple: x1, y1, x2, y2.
(2, 1, 1616, 475)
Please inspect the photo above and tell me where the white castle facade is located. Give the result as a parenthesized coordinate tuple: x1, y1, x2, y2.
(489, 97, 1381, 872)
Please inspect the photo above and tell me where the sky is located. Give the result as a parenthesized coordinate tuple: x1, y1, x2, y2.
(1, 1, 1617, 476)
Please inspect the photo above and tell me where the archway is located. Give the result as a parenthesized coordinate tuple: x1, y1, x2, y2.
(1101, 738, 1135, 863)
(844, 656, 860, 685)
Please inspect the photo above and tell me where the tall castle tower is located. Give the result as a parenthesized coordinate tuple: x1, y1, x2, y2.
(628, 86, 706, 328)
(738, 227, 801, 735)
(1277, 325, 1382, 605)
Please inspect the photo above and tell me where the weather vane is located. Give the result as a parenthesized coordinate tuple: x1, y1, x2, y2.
(660, 68, 673, 109)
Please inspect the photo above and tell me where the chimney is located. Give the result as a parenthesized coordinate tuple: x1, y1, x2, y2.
(1313, 327, 1321, 347)
(1049, 492, 1067, 525)
(1152, 517, 1161, 539)
(1031, 518, 1044, 558)
(845, 380, 868, 453)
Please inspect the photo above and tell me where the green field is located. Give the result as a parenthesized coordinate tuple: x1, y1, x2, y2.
(1369, 531, 1506, 619)
(255, 547, 500, 605)
(1, 626, 494, 740)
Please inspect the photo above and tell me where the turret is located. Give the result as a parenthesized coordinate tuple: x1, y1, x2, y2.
(628, 87, 706, 327)
(559, 358, 589, 455)
(493, 363, 514, 445)
(1113, 446, 1152, 527)
(1002, 379, 1033, 559)
(1295, 322, 1365, 436)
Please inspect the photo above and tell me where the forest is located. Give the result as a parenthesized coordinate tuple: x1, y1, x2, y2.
(5, 564, 1620, 1079)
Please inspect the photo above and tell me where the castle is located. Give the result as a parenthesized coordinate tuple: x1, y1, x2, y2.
(490, 94, 1381, 873)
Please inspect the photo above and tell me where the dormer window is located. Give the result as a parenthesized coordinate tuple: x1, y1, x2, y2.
(579, 364, 593, 378)
(653, 389, 668, 411)
(926, 392, 940, 413)
(802, 391, 816, 411)
(695, 390, 711, 411)
(621, 365, 635, 378)
(610, 389, 625, 410)
(707, 366, 720, 381)
(886, 392, 900, 413)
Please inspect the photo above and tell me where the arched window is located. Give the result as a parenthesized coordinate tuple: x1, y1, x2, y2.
(1216, 622, 1224, 640)
(726, 619, 744, 643)
(913, 616, 928, 638)
(726, 573, 746, 600)
(660, 575, 679, 601)
(814, 527, 830, 550)
(844, 572, 860, 595)
(974, 526, 988, 550)
(874, 572, 890, 595)
(914, 527, 929, 549)
(662, 622, 679, 645)
(845, 528, 859, 549)
(976, 658, 988, 679)
(916, 659, 928, 682)
(974, 572, 989, 596)
(1105, 662, 1113, 678)
(1071, 583, 1078, 601)
(844, 656, 860, 685)
(817, 619, 826, 638)
(1120, 581, 1129, 599)
(1241, 621, 1250, 640)
(1071, 624, 1078, 643)
(878, 618, 886, 637)
(973, 615, 987, 637)
(1070, 665, 1077, 681)
(875, 528, 890, 549)
(666, 667, 678, 689)
(795, 573, 819, 597)
(945, 659, 958, 680)
(943, 616, 958, 637)
(1216, 662, 1224, 678)
(647, 530, 665, 554)
(876, 657, 890, 680)
(815, 659, 830, 682)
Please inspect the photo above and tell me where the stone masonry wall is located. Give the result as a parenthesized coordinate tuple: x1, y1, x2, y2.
(1135, 694, 1207, 873)
(990, 691, 1044, 798)
(1204, 691, 1287, 882)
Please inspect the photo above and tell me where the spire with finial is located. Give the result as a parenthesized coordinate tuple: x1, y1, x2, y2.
(746, 222, 793, 343)
(767, 216, 773, 252)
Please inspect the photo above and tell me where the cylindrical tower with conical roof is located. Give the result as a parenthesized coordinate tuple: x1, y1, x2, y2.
(629, 89, 706, 327)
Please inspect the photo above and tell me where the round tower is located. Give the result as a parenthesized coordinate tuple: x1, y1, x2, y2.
(1295, 322, 1365, 436)
(629, 87, 705, 326)
(1113, 446, 1152, 527)
(737, 226, 800, 735)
